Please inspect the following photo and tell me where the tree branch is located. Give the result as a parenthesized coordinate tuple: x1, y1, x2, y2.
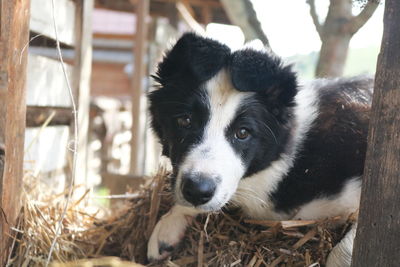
(221, 0, 271, 48)
(347, 0, 380, 34)
(307, 0, 323, 40)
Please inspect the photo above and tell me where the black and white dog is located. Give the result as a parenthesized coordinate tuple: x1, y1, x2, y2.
(147, 33, 372, 263)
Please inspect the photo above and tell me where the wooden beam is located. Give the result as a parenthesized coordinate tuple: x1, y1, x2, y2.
(72, 0, 94, 191)
(30, 0, 76, 46)
(0, 0, 30, 264)
(130, 0, 149, 176)
(27, 54, 74, 108)
(94, 32, 136, 40)
(26, 106, 72, 127)
(154, 0, 222, 8)
(352, 1, 400, 266)
(95, 0, 134, 11)
(176, 1, 205, 35)
(95, 0, 230, 25)
(181, 0, 196, 16)
(24, 126, 70, 183)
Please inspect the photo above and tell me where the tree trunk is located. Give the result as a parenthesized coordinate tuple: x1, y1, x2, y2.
(316, 0, 353, 77)
(351, 0, 400, 266)
(316, 34, 351, 77)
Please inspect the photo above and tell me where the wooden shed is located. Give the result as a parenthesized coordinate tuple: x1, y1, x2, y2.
(1, 0, 93, 263)
(0, 0, 268, 264)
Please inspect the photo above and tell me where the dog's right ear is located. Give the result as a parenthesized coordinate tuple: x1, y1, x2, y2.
(153, 33, 231, 86)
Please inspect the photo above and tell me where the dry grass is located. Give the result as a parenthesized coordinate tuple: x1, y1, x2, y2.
(7, 172, 109, 266)
(8, 167, 356, 267)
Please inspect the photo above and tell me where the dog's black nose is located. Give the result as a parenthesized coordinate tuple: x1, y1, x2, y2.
(181, 174, 216, 206)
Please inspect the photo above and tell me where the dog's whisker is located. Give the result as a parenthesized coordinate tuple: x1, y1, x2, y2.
(236, 187, 269, 204)
(260, 122, 278, 144)
(234, 191, 268, 205)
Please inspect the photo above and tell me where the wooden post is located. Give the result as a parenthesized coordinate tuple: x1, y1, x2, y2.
(130, 0, 149, 176)
(0, 0, 30, 264)
(73, 0, 94, 191)
(352, 0, 400, 266)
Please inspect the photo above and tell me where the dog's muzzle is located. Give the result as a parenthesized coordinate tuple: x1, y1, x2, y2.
(181, 173, 217, 206)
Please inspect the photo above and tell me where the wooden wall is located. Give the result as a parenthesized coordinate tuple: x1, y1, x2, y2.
(25, 0, 93, 194)
(91, 62, 131, 98)
(1, 0, 93, 261)
(0, 0, 93, 261)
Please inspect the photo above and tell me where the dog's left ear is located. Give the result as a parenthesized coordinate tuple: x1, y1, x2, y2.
(229, 49, 298, 107)
(154, 32, 231, 86)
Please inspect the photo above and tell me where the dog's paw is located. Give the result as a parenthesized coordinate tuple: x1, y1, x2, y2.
(147, 208, 191, 261)
(326, 223, 357, 267)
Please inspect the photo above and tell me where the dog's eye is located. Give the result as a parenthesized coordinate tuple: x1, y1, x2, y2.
(235, 128, 250, 140)
(177, 116, 191, 128)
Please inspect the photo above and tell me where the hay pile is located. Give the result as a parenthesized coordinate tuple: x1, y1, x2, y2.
(8, 168, 355, 266)
(7, 172, 111, 266)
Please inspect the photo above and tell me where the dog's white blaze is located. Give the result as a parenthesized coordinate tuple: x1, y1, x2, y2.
(233, 80, 321, 220)
(233, 156, 292, 220)
(176, 70, 251, 211)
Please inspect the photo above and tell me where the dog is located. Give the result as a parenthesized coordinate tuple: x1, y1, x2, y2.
(146, 33, 372, 263)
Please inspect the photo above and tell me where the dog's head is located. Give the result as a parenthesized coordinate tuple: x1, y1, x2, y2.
(149, 33, 297, 211)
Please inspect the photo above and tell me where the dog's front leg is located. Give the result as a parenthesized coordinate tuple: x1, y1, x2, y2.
(147, 204, 199, 261)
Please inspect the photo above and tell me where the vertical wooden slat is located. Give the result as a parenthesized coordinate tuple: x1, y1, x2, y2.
(130, 0, 150, 176)
(72, 0, 94, 191)
(352, 0, 400, 266)
(0, 0, 30, 264)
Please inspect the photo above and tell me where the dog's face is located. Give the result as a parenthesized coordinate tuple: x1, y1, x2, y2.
(149, 33, 297, 211)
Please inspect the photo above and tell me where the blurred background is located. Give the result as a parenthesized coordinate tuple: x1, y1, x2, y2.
(24, 0, 383, 206)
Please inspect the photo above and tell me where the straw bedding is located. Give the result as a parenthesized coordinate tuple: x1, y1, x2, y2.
(8, 168, 355, 267)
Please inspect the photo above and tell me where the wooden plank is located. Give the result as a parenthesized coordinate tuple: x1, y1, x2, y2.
(95, 0, 229, 24)
(352, 1, 400, 266)
(72, 0, 94, 191)
(26, 54, 73, 107)
(154, 0, 222, 8)
(25, 126, 69, 194)
(0, 0, 30, 264)
(176, 1, 205, 34)
(24, 126, 70, 178)
(94, 32, 136, 41)
(30, 0, 76, 46)
(26, 106, 72, 127)
(91, 62, 131, 97)
(129, 0, 149, 176)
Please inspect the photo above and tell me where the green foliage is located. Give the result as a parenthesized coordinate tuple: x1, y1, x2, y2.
(94, 186, 110, 207)
(285, 52, 319, 81)
(344, 46, 379, 76)
(285, 46, 380, 81)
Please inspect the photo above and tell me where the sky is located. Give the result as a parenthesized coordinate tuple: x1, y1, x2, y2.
(207, 0, 384, 57)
